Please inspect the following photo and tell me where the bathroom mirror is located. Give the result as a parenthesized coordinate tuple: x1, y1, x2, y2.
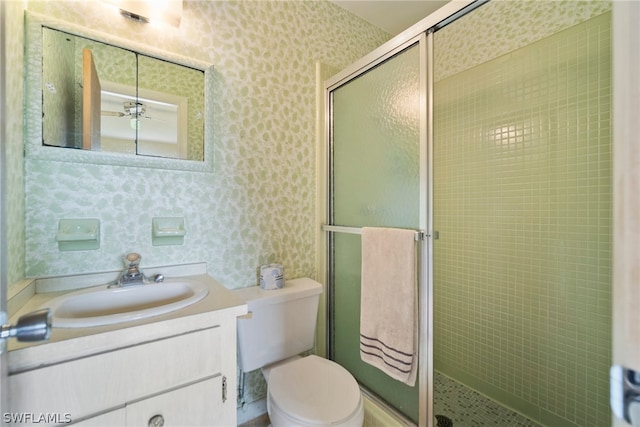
(25, 11, 214, 172)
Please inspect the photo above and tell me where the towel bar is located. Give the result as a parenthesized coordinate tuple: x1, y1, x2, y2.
(321, 224, 432, 241)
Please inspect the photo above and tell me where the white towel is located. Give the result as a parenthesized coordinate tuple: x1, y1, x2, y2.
(360, 227, 418, 386)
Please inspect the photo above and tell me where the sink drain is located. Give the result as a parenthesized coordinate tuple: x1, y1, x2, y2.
(435, 414, 454, 427)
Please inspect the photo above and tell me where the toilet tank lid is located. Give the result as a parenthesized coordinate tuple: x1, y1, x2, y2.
(232, 277, 322, 310)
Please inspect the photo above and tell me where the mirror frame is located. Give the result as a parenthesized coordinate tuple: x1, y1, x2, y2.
(24, 11, 214, 173)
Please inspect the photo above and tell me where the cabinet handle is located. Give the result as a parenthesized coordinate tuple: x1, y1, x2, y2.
(222, 376, 228, 402)
(148, 414, 165, 427)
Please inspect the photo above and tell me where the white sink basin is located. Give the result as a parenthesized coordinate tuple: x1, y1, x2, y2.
(44, 278, 209, 328)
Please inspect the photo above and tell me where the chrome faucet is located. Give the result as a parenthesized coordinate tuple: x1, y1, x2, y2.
(108, 253, 164, 288)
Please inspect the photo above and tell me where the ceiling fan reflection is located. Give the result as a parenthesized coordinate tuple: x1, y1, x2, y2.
(101, 101, 160, 130)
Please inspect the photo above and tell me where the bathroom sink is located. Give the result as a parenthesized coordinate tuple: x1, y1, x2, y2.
(43, 278, 209, 328)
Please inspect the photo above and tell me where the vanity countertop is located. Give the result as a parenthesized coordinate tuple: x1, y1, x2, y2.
(8, 272, 247, 373)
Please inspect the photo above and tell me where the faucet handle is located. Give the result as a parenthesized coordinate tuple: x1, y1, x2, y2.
(150, 273, 164, 283)
(124, 253, 141, 268)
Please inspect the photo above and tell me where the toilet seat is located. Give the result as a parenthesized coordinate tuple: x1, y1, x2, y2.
(268, 355, 362, 426)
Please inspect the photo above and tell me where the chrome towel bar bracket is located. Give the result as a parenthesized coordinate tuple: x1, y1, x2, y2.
(321, 224, 437, 241)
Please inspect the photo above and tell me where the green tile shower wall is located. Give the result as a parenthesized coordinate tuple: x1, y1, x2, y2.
(15, 1, 390, 285)
(433, 9, 611, 427)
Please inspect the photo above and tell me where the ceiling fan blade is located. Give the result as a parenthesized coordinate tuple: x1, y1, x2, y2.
(101, 111, 126, 117)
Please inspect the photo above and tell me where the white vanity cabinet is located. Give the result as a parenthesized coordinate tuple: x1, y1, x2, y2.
(72, 409, 126, 426)
(7, 274, 247, 427)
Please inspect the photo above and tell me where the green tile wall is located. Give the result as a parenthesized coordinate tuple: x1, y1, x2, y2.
(433, 8, 611, 427)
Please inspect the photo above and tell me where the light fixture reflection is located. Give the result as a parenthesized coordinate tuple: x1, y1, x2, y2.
(103, 0, 183, 27)
(130, 118, 140, 130)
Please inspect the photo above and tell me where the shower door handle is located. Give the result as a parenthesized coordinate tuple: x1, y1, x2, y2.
(611, 364, 640, 425)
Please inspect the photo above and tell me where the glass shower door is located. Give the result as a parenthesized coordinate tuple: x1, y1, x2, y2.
(328, 41, 421, 423)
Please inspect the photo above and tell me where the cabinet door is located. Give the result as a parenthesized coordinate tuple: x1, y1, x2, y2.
(126, 376, 226, 427)
(72, 408, 125, 426)
(10, 327, 221, 423)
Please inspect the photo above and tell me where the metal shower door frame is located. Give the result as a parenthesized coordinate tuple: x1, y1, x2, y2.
(319, 2, 486, 426)
(323, 32, 430, 426)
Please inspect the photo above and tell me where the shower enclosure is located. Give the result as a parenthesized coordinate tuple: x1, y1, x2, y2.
(322, 1, 612, 426)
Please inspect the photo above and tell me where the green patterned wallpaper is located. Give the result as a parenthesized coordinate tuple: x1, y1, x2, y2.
(13, 1, 390, 286)
(5, 1, 26, 289)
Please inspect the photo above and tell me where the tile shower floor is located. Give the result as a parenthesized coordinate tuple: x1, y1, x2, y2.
(434, 371, 541, 427)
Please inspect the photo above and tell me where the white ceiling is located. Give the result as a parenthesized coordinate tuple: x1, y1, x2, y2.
(330, 1, 450, 35)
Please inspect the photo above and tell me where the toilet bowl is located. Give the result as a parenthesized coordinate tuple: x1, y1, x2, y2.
(265, 355, 364, 427)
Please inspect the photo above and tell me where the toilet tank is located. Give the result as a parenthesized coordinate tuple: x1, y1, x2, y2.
(234, 278, 322, 372)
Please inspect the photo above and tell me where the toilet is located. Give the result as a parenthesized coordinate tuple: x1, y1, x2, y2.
(234, 278, 364, 427)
